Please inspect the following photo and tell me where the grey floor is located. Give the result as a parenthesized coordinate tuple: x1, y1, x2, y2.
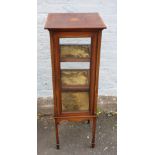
(37, 113, 117, 155)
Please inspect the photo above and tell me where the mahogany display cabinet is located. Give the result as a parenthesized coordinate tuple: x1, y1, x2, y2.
(44, 13, 106, 149)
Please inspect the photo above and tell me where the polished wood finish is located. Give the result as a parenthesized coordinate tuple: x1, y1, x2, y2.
(45, 13, 106, 30)
(45, 13, 106, 149)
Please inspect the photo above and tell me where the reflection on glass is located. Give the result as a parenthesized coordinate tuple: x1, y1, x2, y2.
(61, 70, 89, 87)
(61, 92, 89, 112)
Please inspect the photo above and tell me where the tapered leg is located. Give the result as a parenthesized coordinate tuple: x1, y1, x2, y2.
(55, 119, 60, 149)
(91, 118, 96, 148)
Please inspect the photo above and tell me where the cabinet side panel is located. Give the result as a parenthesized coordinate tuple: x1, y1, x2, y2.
(53, 33, 62, 115)
(93, 31, 102, 114)
(49, 31, 57, 116)
(50, 32, 61, 116)
(89, 33, 98, 114)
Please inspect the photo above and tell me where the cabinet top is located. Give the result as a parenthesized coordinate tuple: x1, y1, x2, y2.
(44, 13, 106, 31)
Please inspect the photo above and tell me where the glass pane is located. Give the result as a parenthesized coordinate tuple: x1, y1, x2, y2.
(61, 92, 89, 112)
(59, 38, 91, 113)
(61, 70, 89, 87)
(59, 38, 91, 61)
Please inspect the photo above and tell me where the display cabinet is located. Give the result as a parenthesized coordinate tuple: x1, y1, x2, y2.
(44, 13, 106, 149)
